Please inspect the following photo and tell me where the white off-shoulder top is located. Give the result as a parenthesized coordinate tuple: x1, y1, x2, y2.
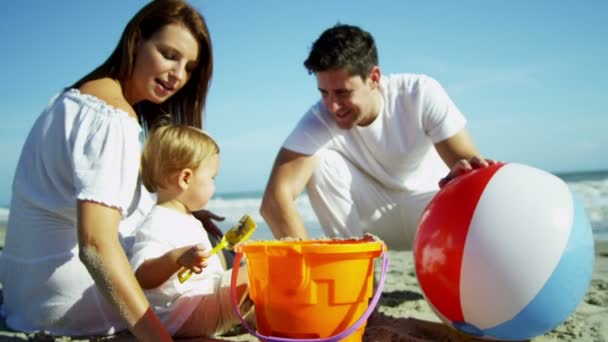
(0, 89, 154, 336)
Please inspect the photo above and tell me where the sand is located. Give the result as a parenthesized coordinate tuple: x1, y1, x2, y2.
(221, 242, 608, 342)
(362, 243, 608, 342)
(0, 223, 606, 341)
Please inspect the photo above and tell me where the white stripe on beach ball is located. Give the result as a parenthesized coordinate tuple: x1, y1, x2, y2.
(460, 163, 572, 329)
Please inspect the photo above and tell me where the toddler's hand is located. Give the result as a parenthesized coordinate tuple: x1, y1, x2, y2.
(178, 244, 211, 274)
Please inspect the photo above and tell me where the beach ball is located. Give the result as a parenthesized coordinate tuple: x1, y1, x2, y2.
(413, 162, 594, 341)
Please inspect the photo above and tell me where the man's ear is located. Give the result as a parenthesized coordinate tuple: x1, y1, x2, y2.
(178, 168, 193, 190)
(368, 66, 382, 88)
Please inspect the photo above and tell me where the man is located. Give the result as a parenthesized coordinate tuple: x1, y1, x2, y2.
(261, 24, 493, 250)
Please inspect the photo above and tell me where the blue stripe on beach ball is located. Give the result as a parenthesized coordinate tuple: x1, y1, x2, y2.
(483, 193, 594, 341)
(452, 321, 484, 336)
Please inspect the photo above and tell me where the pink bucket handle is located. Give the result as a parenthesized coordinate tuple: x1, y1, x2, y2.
(230, 243, 389, 342)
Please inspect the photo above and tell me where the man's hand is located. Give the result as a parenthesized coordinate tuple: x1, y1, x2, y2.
(439, 157, 498, 188)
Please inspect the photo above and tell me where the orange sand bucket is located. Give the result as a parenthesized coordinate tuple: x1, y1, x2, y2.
(230, 235, 388, 342)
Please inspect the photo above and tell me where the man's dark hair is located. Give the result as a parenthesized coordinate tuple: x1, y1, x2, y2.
(304, 24, 378, 80)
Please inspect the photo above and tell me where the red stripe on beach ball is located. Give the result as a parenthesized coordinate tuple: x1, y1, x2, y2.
(414, 163, 505, 323)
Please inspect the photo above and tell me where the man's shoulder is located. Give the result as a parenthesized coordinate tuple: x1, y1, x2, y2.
(382, 73, 441, 96)
(382, 72, 433, 85)
(302, 99, 329, 120)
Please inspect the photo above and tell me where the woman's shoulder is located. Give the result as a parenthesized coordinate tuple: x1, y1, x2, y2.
(78, 78, 137, 119)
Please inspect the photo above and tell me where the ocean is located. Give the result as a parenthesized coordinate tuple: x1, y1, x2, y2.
(206, 169, 608, 242)
(1, 169, 607, 242)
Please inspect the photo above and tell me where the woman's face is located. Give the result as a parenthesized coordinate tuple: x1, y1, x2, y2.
(125, 23, 200, 105)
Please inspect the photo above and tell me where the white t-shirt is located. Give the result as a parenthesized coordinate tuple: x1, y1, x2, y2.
(130, 205, 225, 334)
(0, 89, 150, 335)
(283, 73, 466, 195)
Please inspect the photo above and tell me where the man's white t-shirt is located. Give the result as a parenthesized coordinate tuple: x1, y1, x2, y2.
(283, 73, 467, 195)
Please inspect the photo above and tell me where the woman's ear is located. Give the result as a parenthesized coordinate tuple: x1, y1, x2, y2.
(132, 34, 143, 60)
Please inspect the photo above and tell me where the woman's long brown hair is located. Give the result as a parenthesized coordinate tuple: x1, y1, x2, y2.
(70, 0, 213, 131)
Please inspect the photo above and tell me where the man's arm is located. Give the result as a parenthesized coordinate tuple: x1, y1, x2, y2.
(260, 148, 320, 239)
(434, 128, 495, 187)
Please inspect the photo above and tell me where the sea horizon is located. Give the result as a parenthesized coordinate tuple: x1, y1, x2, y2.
(1, 168, 607, 241)
(3, 167, 607, 208)
(210, 167, 608, 199)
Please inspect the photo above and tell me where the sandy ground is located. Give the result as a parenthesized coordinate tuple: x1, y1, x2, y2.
(0, 224, 606, 341)
(221, 241, 608, 342)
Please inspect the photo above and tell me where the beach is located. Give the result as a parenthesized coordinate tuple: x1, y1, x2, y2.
(363, 243, 608, 342)
(218, 243, 608, 342)
(0, 221, 606, 342)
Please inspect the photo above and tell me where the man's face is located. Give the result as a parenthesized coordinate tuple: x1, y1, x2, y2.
(315, 67, 380, 129)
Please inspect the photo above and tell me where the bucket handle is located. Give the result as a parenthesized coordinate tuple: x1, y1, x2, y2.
(230, 244, 389, 342)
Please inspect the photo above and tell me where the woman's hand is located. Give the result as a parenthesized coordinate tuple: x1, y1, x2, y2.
(130, 307, 174, 342)
(192, 209, 225, 240)
(439, 156, 498, 188)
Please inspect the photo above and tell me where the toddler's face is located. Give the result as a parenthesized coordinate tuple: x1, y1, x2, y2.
(184, 153, 219, 211)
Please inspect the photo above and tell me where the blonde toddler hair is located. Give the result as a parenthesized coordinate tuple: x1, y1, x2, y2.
(141, 124, 219, 193)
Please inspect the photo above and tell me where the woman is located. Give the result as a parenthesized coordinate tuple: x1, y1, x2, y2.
(0, 1, 213, 340)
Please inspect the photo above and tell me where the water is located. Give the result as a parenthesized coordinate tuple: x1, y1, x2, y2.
(1, 169, 607, 241)
(206, 169, 608, 242)
(557, 170, 608, 240)
(0, 208, 8, 225)
(206, 191, 322, 241)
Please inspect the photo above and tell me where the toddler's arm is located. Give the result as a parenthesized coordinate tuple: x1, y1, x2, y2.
(135, 244, 210, 289)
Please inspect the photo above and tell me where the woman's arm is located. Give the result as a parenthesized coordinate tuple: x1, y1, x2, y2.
(77, 200, 173, 341)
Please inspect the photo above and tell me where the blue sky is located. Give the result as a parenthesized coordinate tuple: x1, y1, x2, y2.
(1, 1, 606, 207)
